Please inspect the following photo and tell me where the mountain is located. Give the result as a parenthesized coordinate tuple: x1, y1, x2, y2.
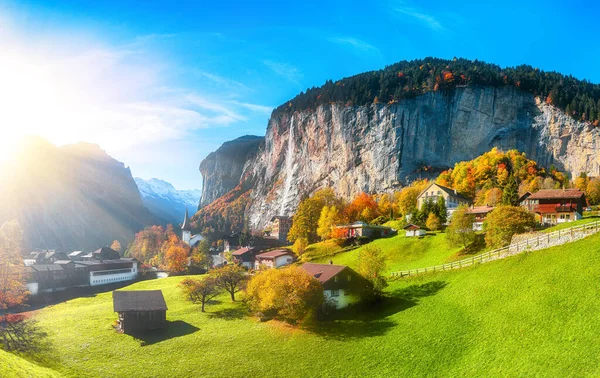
(134, 177, 201, 225)
(195, 58, 600, 235)
(0, 137, 156, 252)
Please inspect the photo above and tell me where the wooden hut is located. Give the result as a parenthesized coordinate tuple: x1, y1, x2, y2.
(404, 224, 425, 237)
(112, 290, 168, 334)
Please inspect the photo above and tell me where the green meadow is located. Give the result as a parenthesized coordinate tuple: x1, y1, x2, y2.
(5, 232, 600, 377)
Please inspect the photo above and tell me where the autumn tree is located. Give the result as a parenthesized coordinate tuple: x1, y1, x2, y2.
(288, 188, 342, 243)
(425, 213, 441, 231)
(212, 264, 247, 301)
(179, 276, 221, 312)
(162, 226, 190, 273)
(446, 205, 475, 248)
(0, 220, 32, 351)
(126, 225, 166, 264)
(483, 206, 535, 248)
(317, 205, 340, 240)
(574, 173, 589, 192)
(345, 192, 379, 223)
(110, 240, 122, 253)
(245, 266, 324, 323)
(292, 237, 308, 256)
(357, 246, 387, 298)
(587, 178, 600, 205)
(396, 180, 429, 216)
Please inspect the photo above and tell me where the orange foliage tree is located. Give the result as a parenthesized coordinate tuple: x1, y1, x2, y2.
(345, 193, 379, 223)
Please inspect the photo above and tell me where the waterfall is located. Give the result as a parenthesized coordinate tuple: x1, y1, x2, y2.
(280, 115, 295, 215)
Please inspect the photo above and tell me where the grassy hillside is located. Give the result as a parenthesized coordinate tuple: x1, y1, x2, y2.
(9, 232, 600, 377)
(0, 349, 62, 378)
(303, 232, 466, 273)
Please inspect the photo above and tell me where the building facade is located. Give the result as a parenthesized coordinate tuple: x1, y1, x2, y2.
(301, 263, 369, 310)
(466, 206, 495, 231)
(417, 183, 471, 218)
(270, 216, 292, 242)
(254, 250, 295, 270)
(335, 221, 394, 239)
(519, 189, 586, 224)
(113, 290, 168, 334)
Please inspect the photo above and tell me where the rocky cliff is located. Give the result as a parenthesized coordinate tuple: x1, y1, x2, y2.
(200, 86, 600, 231)
(0, 138, 156, 252)
(199, 135, 264, 207)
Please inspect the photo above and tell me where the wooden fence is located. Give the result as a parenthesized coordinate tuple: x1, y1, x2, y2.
(390, 220, 600, 278)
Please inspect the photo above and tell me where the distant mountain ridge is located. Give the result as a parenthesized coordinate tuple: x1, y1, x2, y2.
(0, 137, 157, 252)
(134, 177, 201, 226)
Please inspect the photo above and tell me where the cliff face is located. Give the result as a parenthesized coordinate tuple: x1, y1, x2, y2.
(200, 86, 600, 230)
(0, 138, 156, 251)
(199, 135, 264, 207)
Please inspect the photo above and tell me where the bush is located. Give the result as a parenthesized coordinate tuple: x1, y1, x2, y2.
(245, 266, 324, 323)
(483, 206, 535, 248)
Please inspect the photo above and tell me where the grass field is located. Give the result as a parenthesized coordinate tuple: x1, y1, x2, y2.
(304, 232, 466, 273)
(541, 216, 600, 233)
(5, 231, 600, 377)
(0, 349, 61, 378)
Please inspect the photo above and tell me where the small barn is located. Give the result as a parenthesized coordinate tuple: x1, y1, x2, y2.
(404, 224, 425, 237)
(113, 290, 168, 334)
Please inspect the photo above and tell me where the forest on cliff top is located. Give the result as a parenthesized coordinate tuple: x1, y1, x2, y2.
(275, 57, 600, 126)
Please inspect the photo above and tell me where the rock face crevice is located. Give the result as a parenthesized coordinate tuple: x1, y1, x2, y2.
(200, 86, 600, 231)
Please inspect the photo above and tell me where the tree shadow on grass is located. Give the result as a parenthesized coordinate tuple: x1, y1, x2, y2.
(130, 320, 199, 346)
(207, 307, 249, 321)
(306, 281, 447, 341)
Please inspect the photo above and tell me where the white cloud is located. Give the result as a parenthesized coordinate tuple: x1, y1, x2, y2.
(328, 37, 380, 53)
(392, 2, 444, 31)
(0, 22, 271, 188)
(263, 60, 303, 84)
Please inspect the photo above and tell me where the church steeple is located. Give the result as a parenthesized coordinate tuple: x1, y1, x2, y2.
(182, 208, 192, 231)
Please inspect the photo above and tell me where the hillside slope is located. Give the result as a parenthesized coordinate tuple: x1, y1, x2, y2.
(198, 59, 600, 232)
(23, 232, 600, 377)
(0, 350, 62, 378)
(0, 137, 156, 251)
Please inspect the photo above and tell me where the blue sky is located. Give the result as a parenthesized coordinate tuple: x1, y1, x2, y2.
(1, 0, 598, 189)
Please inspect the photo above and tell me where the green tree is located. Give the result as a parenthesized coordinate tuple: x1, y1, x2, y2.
(446, 205, 475, 248)
(435, 196, 448, 224)
(190, 240, 212, 272)
(502, 175, 520, 205)
(483, 206, 535, 248)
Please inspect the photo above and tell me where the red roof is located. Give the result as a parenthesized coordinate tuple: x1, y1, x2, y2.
(231, 247, 256, 256)
(301, 263, 347, 284)
(403, 223, 421, 230)
(535, 204, 576, 214)
(255, 249, 293, 260)
(528, 189, 584, 200)
(466, 206, 495, 214)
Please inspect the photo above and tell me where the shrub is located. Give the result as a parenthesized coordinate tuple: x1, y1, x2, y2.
(483, 206, 535, 248)
(245, 266, 323, 323)
(446, 205, 475, 248)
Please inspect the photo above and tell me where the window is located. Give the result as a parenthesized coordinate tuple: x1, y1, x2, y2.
(331, 289, 340, 297)
(334, 276, 338, 282)
(347, 275, 352, 281)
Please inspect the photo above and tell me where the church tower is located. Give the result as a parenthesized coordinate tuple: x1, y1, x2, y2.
(181, 208, 192, 245)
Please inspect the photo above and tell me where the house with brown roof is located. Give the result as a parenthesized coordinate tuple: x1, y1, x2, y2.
(301, 262, 369, 309)
(113, 290, 168, 334)
(466, 206, 495, 231)
(334, 221, 395, 239)
(231, 247, 258, 269)
(403, 224, 425, 237)
(519, 189, 586, 224)
(254, 249, 295, 270)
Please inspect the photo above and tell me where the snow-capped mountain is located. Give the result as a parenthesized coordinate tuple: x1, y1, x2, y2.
(134, 178, 201, 226)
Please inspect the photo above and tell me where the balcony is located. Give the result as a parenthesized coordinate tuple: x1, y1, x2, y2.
(534, 204, 575, 213)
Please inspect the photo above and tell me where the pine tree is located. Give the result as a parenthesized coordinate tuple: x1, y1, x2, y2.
(502, 175, 520, 206)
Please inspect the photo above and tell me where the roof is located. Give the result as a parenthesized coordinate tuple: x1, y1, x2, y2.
(270, 215, 291, 222)
(528, 189, 585, 200)
(181, 208, 192, 231)
(93, 247, 119, 256)
(231, 247, 256, 256)
(31, 264, 63, 272)
(466, 206, 495, 214)
(68, 251, 84, 257)
(418, 183, 471, 203)
(301, 263, 347, 284)
(53, 260, 74, 265)
(335, 222, 392, 230)
(113, 290, 168, 312)
(403, 223, 421, 230)
(255, 249, 293, 260)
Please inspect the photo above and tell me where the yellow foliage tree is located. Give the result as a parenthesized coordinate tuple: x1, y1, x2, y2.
(317, 206, 340, 240)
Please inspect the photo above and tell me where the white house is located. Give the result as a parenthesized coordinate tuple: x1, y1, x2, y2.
(254, 250, 295, 270)
(417, 183, 471, 219)
(301, 262, 369, 310)
(181, 208, 204, 247)
(404, 223, 426, 237)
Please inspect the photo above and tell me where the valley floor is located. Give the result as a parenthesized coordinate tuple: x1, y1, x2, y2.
(6, 232, 600, 377)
